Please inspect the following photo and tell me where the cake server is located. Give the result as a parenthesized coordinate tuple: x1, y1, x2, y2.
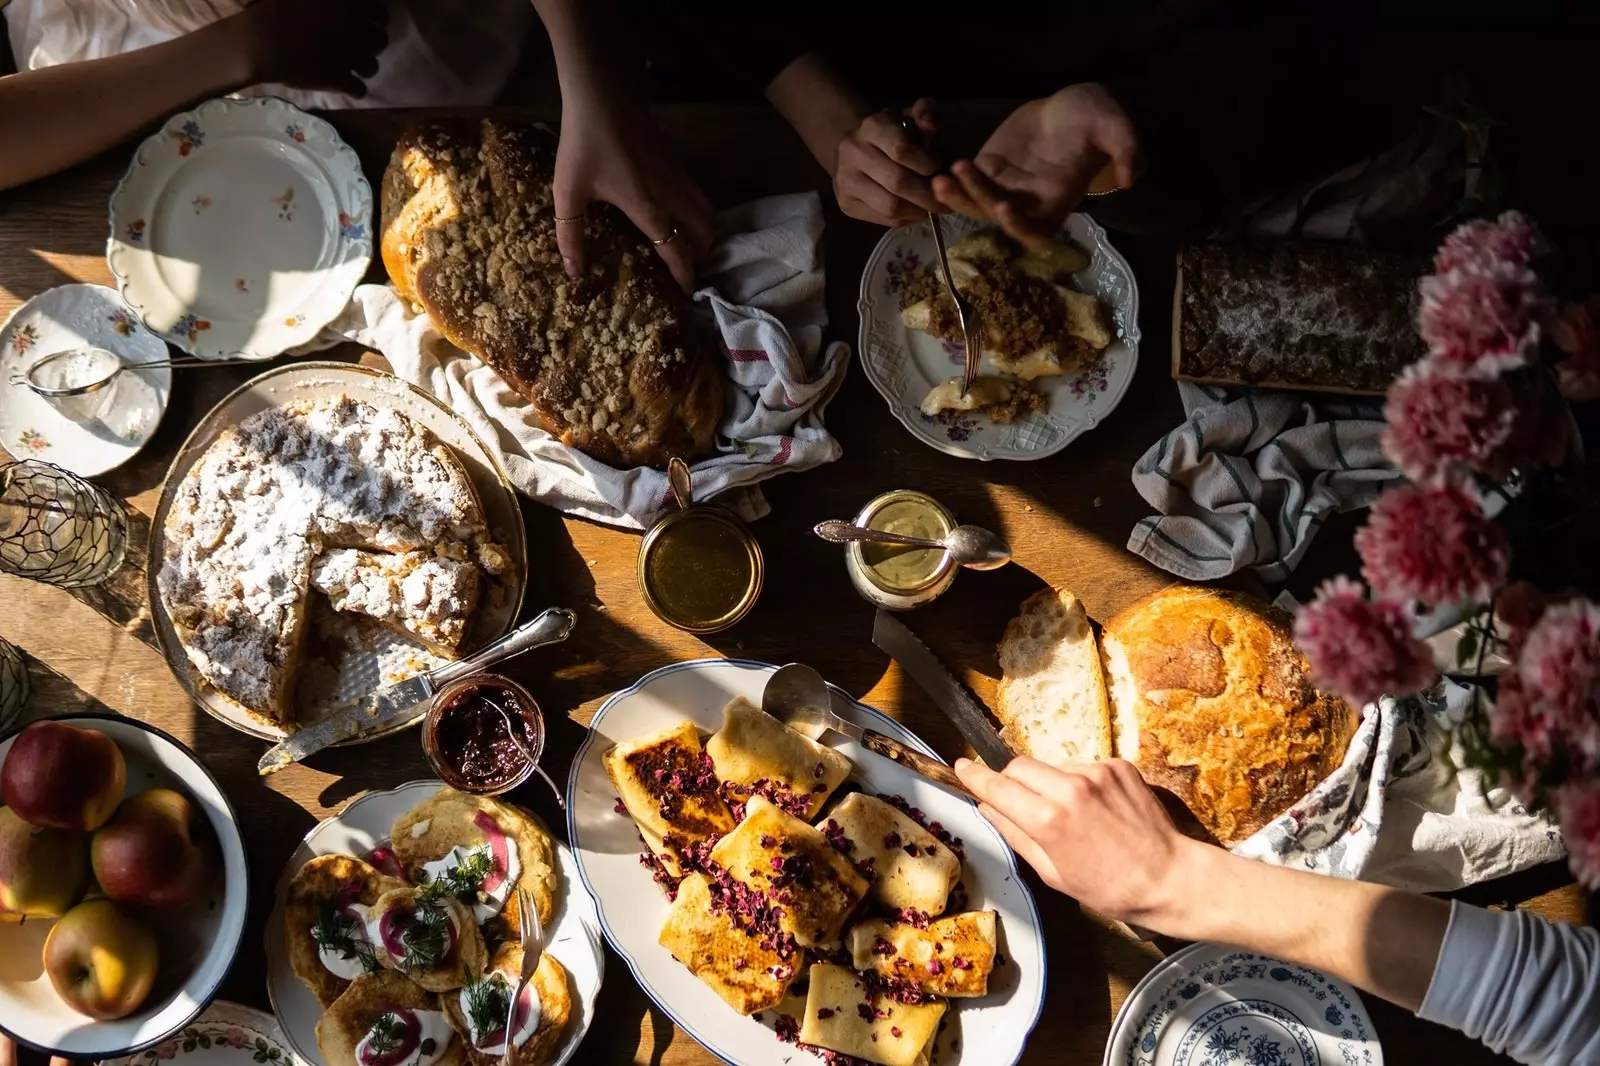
(257, 607, 577, 775)
(872, 610, 1013, 770)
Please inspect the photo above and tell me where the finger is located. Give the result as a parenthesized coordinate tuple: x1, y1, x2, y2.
(932, 173, 985, 218)
(907, 97, 937, 135)
(552, 180, 591, 278)
(1094, 116, 1142, 189)
(1, 1035, 16, 1066)
(977, 801, 1064, 887)
(351, 52, 380, 79)
(954, 757, 1058, 838)
(618, 194, 696, 291)
(955, 161, 1053, 252)
(1001, 755, 1098, 797)
(838, 194, 901, 229)
(858, 143, 939, 214)
(842, 175, 918, 228)
(667, 186, 716, 259)
(862, 113, 938, 176)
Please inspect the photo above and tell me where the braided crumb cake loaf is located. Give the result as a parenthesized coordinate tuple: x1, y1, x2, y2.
(380, 119, 724, 469)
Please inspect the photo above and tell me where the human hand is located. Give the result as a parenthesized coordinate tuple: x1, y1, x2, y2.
(553, 75, 713, 292)
(934, 84, 1140, 251)
(954, 756, 1199, 927)
(1, 1032, 70, 1066)
(834, 99, 940, 227)
(233, 0, 388, 97)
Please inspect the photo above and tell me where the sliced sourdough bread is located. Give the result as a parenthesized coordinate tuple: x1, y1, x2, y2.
(995, 588, 1113, 764)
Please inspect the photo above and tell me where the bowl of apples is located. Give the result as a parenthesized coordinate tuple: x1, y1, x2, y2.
(0, 715, 247, 1057)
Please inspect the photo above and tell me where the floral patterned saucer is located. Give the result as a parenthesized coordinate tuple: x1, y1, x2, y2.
(103, 1000, 298, 1066)
(0, 283, 171, 475)
(106, 96, 371, 359)
(857, 212, 1140, 461)
(1105, 943, 1382, 1066)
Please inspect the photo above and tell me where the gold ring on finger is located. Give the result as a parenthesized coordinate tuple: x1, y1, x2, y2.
(651, 226, 680, 247)
(553, 214, 585, 225)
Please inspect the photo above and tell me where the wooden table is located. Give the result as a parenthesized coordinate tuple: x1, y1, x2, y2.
(0, 103, 1588, 1066)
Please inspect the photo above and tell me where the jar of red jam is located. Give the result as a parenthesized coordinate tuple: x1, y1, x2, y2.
(421, 673, 545, 796)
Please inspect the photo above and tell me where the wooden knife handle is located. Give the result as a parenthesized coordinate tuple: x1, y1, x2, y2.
(861, 731, 973, 798)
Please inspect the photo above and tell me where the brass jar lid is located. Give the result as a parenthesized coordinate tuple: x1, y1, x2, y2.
(638, 505, 764, 634)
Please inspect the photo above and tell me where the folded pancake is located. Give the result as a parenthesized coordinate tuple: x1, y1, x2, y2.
(317, 970, 464, 1066)
(820, 793, 960, 915)
(705, 697, 852, 820)
(369, 885, 488, 992)
(285, 854, 409, 1007)
(441, 941, 572, 1066)
(658, 871, 800, 1015)
(848, 911, 997, 998)
(605, 720, 736, 878)
(797, 963, 946, 1066)
(708, 795, 868, 948)
(389, 788, 560, 937)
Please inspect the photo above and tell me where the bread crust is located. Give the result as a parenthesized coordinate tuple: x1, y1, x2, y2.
(1101, 586, 1357, 845)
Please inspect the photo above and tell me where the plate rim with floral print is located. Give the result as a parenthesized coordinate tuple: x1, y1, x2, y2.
(857, 212, 1141, 461)
(106, 95, 371, 360)
(101, 1000, 296, 1066)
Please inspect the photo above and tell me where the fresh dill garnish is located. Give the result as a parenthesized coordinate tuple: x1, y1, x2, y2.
(462, 976, 510, 1043)
(364, 1012, 405, 1058)
(418, 847, 498, 905)
(400, 902, 451, 971)
(312, 897, 381, 974)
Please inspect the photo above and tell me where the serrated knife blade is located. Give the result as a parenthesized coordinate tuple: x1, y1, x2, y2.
(872, 610, 1012, 769)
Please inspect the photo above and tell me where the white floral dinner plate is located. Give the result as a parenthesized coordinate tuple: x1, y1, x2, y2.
(858, 212, 1141, 460)
(567, 658, 1047, 1066)
(264, 780, 604, 1066)
(107, 96, 371, 359)
(0, 284, 171, 474)
(1105, 943, 1382, 1066)
(104, 1000, 298, 1066)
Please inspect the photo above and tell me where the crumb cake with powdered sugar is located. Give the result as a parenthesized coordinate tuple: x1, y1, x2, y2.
(158, 396, 509, 727)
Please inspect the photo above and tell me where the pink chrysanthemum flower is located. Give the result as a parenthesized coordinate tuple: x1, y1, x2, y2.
(1515, 599, 1600, 768)
(1355, 483, 1510, 606)
(1556, 778, 1600, 890)
(1381, 360, 1517, 484)
(1432, 210, 1535, 274)
(1488, 672, 1552, 800)
(1293, 576, 1437, 707)
(1417, 261, 1545, 373)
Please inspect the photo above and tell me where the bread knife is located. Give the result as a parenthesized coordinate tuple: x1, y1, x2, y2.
(872, 610, 1012, 769)
(256, 607, 577, 775)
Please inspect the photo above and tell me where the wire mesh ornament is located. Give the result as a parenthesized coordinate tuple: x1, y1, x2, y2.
(0, 459, 128, 587)
(0, 634, 25, 732)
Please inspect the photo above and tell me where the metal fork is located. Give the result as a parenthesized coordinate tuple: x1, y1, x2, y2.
(503, 886, 544, 1066)
(900, 116, 981, 394)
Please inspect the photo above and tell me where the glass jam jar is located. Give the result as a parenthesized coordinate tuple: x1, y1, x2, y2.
(421, 672, 545, 796)
(845, 490, 957, 611)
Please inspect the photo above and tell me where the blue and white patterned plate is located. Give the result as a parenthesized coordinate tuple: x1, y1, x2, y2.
(1106, 943, 1382, 1066)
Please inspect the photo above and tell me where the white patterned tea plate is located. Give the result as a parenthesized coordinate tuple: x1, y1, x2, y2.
(858, 213, 1140, 460)
(1106, 943, 1382, 1066)
(265, 781, 605, 1066)
(103, 1000, 299, 1066)
(107, 96, 371, 359)
(567, 659, 1047, 1066)
(0, 284, 171, 475)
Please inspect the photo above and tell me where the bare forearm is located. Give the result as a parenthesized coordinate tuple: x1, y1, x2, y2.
(0, 17, 256, 192)
(765, 52, 866, 176)
(530, 0, 622, 100)
(1153, 841, 1451, 1011)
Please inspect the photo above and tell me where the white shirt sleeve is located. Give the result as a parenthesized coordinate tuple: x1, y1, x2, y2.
(1419, 900, 1600, 1065)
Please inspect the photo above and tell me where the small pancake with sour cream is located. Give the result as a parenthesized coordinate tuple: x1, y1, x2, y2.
(286, 854, 409, 1007)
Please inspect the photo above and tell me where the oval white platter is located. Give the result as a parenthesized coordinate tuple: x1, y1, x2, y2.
(0, 283, 172, 476)
(107, 96, 371, 359)
(857, 212, 1141, 461)
(264, 780, 605, 1066)
(144, 362, 527, 744)
(567, 658, 1047, 1066)
(1105, 942, 1382, 1066)
(103, 999, 294, 1066)
(0, 714, 249, 1058)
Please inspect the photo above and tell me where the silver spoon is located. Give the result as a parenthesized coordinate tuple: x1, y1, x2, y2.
(813, 519, 1012, 570)
(14, 346, 269, 399)
(485, 694, 564, 809)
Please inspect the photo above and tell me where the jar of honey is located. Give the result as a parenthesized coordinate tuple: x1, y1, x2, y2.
(637, 505, 764, 633)
(844, 490, 957, 611)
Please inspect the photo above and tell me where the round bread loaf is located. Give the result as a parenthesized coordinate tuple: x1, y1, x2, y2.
(1100, 586, 1356, 845)
(380, 119, 723, 469)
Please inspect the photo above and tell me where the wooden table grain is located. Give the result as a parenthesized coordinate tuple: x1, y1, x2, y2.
(0, 103, 1588, 1066)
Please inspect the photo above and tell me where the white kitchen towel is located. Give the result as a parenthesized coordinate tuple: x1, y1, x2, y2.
(1127, 382, 1401, 582)
(325, 192, 851, 528)
(1234, 680, 1566, 892)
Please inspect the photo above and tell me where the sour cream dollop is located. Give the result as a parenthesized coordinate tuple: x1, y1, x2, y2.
(459, 972, 542, 1055)
(354, 1007, 453, 1066)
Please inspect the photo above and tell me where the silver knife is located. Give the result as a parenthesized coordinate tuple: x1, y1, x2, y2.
(872, 610, 1012, 770)
(257, 607, 577, 775)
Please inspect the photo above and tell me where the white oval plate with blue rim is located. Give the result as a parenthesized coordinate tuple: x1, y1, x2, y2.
(1106, 942, 1382, 1066)
(566, 658, 1047, 1066)
(857, 212, 1141, 461)
(0, 283, 171, 475)
(103, 1000, 297, 1066)
(106, 96, 371, 359)
(263, 780, 605, 1066)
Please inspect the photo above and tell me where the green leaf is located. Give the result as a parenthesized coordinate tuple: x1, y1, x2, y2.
(199, 1037, 212, 1050)
(256, 1039, 269, 1051)
(1456, 629, 1480, 667)
(253, 1053, 268, 1062)
(183, 1041, 197, 1053)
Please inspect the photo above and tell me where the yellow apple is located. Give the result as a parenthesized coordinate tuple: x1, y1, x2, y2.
(0, 806, 88, 920)
(43, 899, 159, 1020)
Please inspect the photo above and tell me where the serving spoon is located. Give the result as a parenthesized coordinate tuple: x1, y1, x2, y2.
(812, 519, 1012, 570)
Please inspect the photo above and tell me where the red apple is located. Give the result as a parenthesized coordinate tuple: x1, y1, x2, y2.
(43, 898, 158, 1019)
(2, 721, 125, 831)
(0, 806, 88, 920)
(91, 788, 216, 908)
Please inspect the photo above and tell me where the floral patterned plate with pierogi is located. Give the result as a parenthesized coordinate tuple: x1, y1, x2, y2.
(107, 96, 371, 359)
(858, 213, 1140, 461)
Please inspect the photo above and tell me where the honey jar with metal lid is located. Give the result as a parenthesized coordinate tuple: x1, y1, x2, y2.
(845, 489, 957, 611)
(638, 465, 765, 633)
